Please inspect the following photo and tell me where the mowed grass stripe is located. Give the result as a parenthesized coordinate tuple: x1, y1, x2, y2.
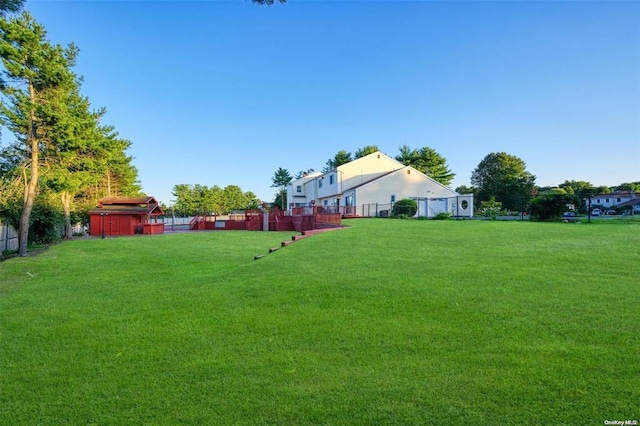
(0, 220, 637, 424)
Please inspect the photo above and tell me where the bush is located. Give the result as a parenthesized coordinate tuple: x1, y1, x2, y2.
(432, 212, 451, 220)
(528, 193, 581, 222)
(480, 197, 502, 219)
(391, 199, 417, 217)
(28, 203, 65, 244)
(0, 198, 64, 245)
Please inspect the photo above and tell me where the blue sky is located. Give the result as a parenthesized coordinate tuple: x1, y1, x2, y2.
(19, 0, 640, 205)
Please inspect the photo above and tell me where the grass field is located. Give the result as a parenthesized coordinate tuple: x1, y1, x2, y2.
(1, 219, 638, 424)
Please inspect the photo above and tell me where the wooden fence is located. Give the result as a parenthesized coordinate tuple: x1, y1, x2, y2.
(0, 221, 19, 253)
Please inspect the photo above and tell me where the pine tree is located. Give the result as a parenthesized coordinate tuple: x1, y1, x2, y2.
(395, 145, 455, 186)
(0, 12, 78, 255)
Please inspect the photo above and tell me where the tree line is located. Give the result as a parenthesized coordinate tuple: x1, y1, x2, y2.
(170, 184, 260, 215)
(457, 152, 639, 212)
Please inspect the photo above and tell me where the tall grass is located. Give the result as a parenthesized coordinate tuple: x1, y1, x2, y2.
(1, 220, 638, 424)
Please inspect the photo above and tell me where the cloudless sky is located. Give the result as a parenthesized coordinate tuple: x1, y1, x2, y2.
(14, 0, 640, 205)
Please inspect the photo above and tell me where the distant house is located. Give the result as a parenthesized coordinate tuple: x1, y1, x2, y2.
(589, 191, 639, 212)
(286, 151, 473, 218)
(89, 196, 165, 236)
(616, 197, 640, 214)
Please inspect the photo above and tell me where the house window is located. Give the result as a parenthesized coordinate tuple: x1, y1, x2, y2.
(617, 198, 621, 202)
(319, 179, 323, 188)
(296, 185, 302, 193)
(606, 198, 610, 203)
(391, 195, 396, 203)
(329, 174, 334, 185)
(323, 199, 328, 206)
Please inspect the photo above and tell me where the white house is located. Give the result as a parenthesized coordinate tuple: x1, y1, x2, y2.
(589, 191, 638, 209)
(287, 151, 473, 218)
(586, 190, 640, 214)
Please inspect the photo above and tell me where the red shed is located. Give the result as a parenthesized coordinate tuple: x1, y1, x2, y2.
(89, 196, 165, 237)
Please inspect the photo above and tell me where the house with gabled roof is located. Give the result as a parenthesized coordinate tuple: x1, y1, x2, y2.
(88, 196, 165, 236)
(590, 191, 639, 210)
(287, 151, 473, 218)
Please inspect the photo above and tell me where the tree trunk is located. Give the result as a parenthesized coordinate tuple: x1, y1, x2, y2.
(106, 169, 112, 196)
(18, 83, 39, 257)
(61, 191, 73, 239)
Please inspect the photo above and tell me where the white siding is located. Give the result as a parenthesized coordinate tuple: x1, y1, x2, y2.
(351, 167, 473, 217)
(287, 172, 321, 207)
(337, 152, 403, 194)
(283, 151, 473, 217)
(354, 167, 455, 204)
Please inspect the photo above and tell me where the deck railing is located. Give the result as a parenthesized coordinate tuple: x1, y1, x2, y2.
(291, 206, 355, 217)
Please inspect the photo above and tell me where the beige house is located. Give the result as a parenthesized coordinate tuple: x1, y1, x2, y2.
(287, 151, 473, 218)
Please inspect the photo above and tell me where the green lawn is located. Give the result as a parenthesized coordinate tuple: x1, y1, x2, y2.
(1, 220, 638, 425)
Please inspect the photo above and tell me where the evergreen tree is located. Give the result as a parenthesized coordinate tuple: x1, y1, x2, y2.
(43, 89, 105, 238)
(354, 145, 379, 159)
(0, 12, 78, 255)
(271, 167, 292, 209)
(323, 150, 352, 172)
(395, 145, 455, 186)
(0, 0, 24, 15)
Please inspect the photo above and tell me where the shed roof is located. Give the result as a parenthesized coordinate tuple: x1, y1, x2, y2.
(99, 196, 158, 206)
(89, 196, 164, 216)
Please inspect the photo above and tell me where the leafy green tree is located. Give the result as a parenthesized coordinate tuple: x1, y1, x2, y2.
(222, 185, 247, 212)
(355, 145, 379, 159)
(558, 180, 598, 198)
(172, 183, 259, 215)
(615, 182, 640, 191)
(594, 186, 612, 194)
(244, 191, 260, 209)
(395, 145, 455, 186)
(454, 185, 476, 195)
(202, 185, 222, 214)
(528, 193, 581, 222)
(471, 152, 536, 211)
(322, 150, 352, 172)
(172, 184, 197, 214)
(271, 167, 292, 210)
(0, 12, 79, 255)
